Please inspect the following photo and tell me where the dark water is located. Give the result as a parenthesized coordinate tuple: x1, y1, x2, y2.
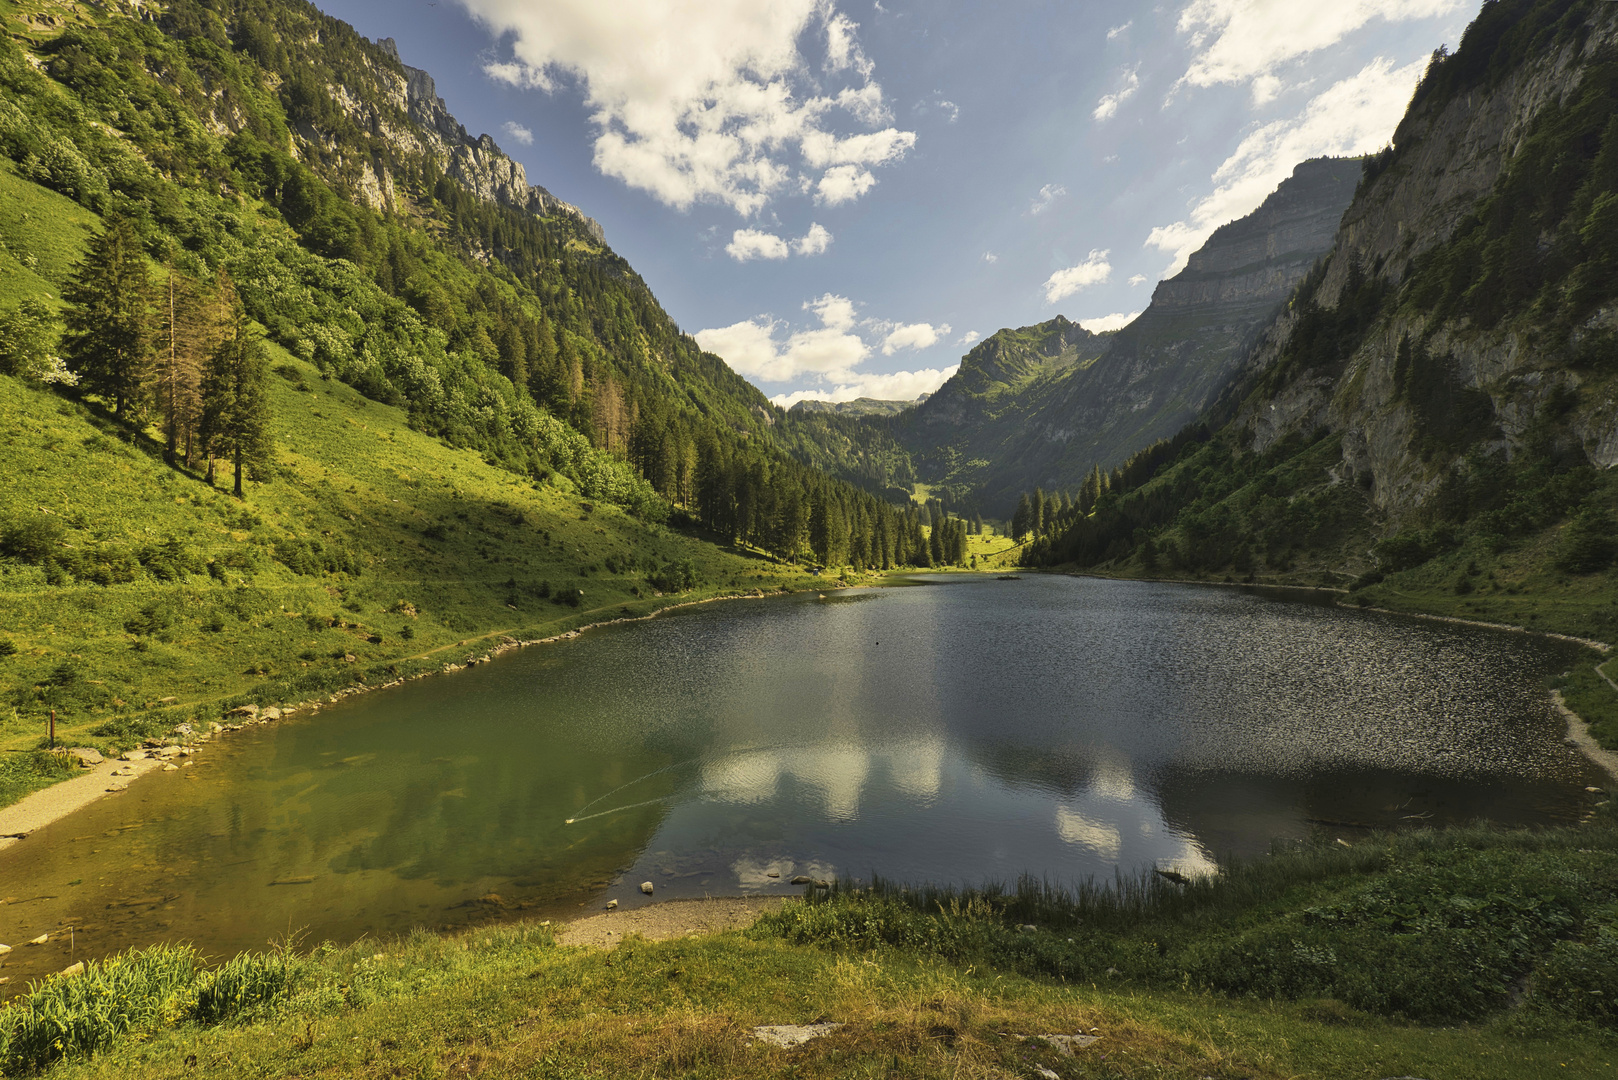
(0, 576, 1603, 989)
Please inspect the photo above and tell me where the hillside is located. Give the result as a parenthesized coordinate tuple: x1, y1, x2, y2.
(0, 0, 965, 797)
(1022, 0, 1618, 669)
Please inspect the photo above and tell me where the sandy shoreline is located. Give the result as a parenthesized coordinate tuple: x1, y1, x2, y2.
(0, 757, 165, 856)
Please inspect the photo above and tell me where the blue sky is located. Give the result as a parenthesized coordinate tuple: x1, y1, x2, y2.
(316, 1, 1478, 406)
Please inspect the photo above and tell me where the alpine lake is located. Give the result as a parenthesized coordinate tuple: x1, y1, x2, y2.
(0, 575, 1606, 990)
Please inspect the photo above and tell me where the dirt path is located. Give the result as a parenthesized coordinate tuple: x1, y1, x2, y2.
(556, 896, 790, 948)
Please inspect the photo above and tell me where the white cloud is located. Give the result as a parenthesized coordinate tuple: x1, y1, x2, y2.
(462, 0, 915, 214)
(724, 223, 833, 261)
(880, 322, 950, 355)
(1029, 183, 1067, 215)
(793, 222, 833, 255)
(1128, 274, 1149, 286)
(1175, 0, 1462, 102)
(1079, 311, 1142, 333)
(726, 228, 790, 261)
(982, 251, 999, 264)
(500, 120, 534, 145)
(816, 163, 878, 204)
(1107, 21, 1132, 40)
(1043, 250, 1112, 303)
(1093, 66, 1140, 121)
(698, 293, 957, 402)
(957, 330, 981, 346)
(770, 365, 958, 408)
(1147, 56, 1424, 275)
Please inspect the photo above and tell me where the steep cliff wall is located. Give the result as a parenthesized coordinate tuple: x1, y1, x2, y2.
(890, 158, 1358, 509)
(1239, 0, 1618, 526)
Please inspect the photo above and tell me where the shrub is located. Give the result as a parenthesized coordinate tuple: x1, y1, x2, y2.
(1555, 508, 1618, 575)
(0, 514, 65, 563)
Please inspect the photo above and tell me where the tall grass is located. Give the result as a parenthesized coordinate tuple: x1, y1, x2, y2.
(0, 943, 309, 1073)
(758, 824, 1618, 1025)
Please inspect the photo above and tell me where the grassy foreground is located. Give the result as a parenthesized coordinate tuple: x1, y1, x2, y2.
(2, 825, 1615, 1079)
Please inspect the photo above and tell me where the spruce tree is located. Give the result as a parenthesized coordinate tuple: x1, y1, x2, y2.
(1012, 494, 1032, 541)
(199, 302, 272, 499)
(61, 215, 155, 417)
(154, 265, 221, 464)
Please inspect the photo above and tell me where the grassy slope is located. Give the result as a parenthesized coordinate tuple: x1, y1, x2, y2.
(0, 157, 822, 792)
(0, 354, 818, 764)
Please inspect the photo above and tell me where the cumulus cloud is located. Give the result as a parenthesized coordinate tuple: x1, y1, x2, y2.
(816, 164, 879, 205)
(1029, 183, 1067, 215)
(1128, 274, 1149, 286)
(1176, 0, 1462, 103)
(697, 293, 957, 403)
(1043, 250, 1113, 303)
(1079, 311, 1142, 333)
(1147, 56, 1423, 275)
(880, 322, 950, 355)
(958, 330, 981, 346)
(770, 366, 958, 408)
(500, 120, 534, 145)
(793, 222, 833, 255)
(726, 228, 791, 261)
(724, 222, 834, 261)
(1093, 66, 1140, 121)
(463, 0, 916, 214)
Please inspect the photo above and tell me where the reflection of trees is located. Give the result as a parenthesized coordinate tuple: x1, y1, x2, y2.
(958, 740, 1098, 800)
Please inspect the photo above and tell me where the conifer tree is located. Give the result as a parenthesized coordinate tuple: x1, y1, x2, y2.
(154, 264, 222, 464)
(1012, 493, 1032, 541)
(61, 215, 155, 417)
(199, 299, 272, 499)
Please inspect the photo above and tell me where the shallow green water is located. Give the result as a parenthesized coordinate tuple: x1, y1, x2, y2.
(0, 576, 1603, 988)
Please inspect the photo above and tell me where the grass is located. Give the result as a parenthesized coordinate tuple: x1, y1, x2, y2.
(0, 160, 97, 309)
(4, 826, 1616, 1079)
(0, 356, 827, 801)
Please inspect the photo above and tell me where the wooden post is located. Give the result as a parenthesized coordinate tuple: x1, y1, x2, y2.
(49, 709, 56, 749)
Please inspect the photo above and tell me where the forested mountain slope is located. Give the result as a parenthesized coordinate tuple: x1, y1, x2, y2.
(1025, 0, 1618, 648)
(0, 0, 966, 782)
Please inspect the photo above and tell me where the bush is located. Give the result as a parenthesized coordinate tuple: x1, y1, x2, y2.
(1555, 508, 1618, 575)
(1532, 923, 1618, 1023)
(0, 514, 65, 563)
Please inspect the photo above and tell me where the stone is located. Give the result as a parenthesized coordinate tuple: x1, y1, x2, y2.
(158, 696, 177, 704)
(227, 704, 259, 718)
(58, 962, 84, 978)
(605, 899, 618, 910)
(172, 723, 194, 736)
(261, 707, 282, 721)
(766, 870, 780, 878)
(120, 751, 146, 761)
(752, 1023, 843, 1049)
(209, 722, 223, 733)
(790, 875, 812, 885)
(640, 881, 654, 895)
(1018, 924, 1037, 933)
(163, 763, 179, 772)
(27, 934, 48, 945)
(67, 747, 103, 766)
(0, 943, 11, 955)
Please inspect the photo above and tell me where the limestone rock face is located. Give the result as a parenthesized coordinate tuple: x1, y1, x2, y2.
(1232, 3, 1618, 526)
(893, 158, 1359, 509)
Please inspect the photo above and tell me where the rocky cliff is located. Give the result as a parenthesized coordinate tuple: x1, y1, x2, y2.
(892, 158, 1359, 509)
(1239, 0, 1618, 525)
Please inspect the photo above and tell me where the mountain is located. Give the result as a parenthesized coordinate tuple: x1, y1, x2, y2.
(1028, 0, 1618, 641)
(0, 0, 942, 770)
(878, 158, 1360, 511)
(789, 397, 922, 418)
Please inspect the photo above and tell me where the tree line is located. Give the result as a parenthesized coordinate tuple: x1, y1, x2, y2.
(1, 215, 271, 498)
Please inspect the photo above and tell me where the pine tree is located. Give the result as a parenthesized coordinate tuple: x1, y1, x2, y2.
(61, 215, 155, 417)
(154, 265, 221, 464)
(1012, 493, 1032, 541)
(199, 302, 273, 499)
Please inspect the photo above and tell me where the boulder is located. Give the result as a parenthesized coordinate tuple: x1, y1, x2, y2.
(261, 707, 282, 721)
(640, 881, 654, 895)
(605, 899, 618, 910)
(67, 747, 103, 766)
(227, 704, 259, 718)
(58, 962, 84, 978)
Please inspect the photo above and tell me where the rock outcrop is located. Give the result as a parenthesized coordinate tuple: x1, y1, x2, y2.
(892, 158, 1360, 509)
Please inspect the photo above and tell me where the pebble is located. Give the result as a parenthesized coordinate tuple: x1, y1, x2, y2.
(27, 934, 48, 945)
(640, 881, 654, 895)
(605, 899, 618, 910)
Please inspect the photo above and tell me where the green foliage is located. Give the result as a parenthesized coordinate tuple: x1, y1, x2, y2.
(1556, 507, 1618, 575)
(0, 748, 80, 807)
(0, 298, 67, 382)
(0, 944, 201, 1073)
(760, 829, 1618, 1027)
(60, 215, 154, 416)
(0, 513, 65, 564)
(191, 949, 309, 1025)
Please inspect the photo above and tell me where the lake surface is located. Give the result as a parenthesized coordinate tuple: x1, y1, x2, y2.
(0, 576, 1604, 989)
